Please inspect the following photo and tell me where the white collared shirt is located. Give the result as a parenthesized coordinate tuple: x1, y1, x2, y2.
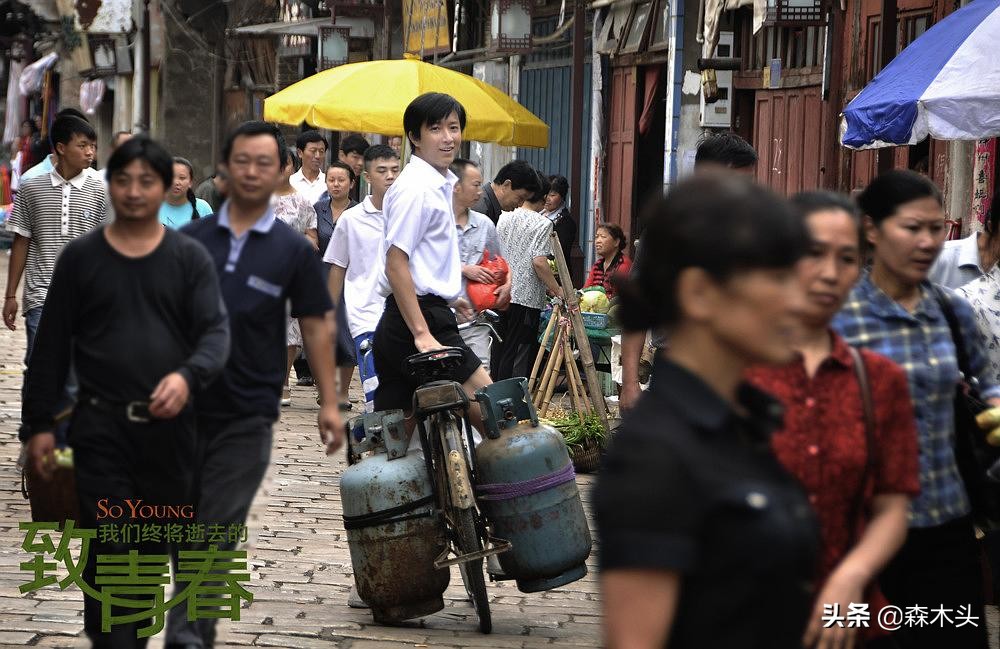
(289, 168, 327, 204)
(324, 196, 386, 337)
(6, 166, 110, 311)
(377, 155, 462, 302)
(959, 264, 1000, 386)
(930, 232, 985, 289)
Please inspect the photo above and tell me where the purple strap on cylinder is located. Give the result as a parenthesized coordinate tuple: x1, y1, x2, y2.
(476, 462, 577, 501)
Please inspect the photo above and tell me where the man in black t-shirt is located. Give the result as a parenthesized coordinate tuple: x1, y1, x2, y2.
(23, 136, 230, 648)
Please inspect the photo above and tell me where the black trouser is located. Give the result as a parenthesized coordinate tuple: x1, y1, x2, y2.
(165, 414, 273, 649)
(492, 303, 541, 381)
(879, 515, 989, 649)
(70, 403, 196, 649)
(292, 354, 312, 380)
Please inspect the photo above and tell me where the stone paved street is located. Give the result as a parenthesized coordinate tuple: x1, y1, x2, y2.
(0, 263, 603, 648)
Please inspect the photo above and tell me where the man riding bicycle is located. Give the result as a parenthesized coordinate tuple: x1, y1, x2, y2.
(372, 93, 493, 432)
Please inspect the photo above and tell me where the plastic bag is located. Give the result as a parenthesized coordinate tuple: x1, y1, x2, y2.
(467, 248, 509, 312)
(18, 53, 58, 96)
(80, 79, 106, 115)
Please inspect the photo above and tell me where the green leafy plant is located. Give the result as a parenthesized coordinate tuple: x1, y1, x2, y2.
(542, 413, 608, 452)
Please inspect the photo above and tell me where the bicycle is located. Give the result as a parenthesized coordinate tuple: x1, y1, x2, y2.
(456, 309, 503, 373)
(405, 346, 510, 634)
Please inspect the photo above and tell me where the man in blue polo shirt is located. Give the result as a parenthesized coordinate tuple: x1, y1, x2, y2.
(165, 121, 344, 649)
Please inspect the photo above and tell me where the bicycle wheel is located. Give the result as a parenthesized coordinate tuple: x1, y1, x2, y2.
(439, 418, 491, 634)
(454, 507, 492, 634)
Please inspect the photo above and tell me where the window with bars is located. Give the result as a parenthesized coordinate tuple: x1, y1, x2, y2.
(764, 0, 827, 25)
(739, 24, 824, 71)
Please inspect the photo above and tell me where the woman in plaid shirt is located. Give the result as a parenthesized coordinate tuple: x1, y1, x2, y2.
(832, 170, 999, 649)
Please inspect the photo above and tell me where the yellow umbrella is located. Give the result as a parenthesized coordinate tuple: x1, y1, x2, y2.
(264, 54, 549, 148)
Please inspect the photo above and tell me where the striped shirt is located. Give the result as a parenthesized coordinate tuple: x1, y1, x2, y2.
(584, 251, 632, 299)
(6, 168, 110, 312)
(832, 272, 1000, 528)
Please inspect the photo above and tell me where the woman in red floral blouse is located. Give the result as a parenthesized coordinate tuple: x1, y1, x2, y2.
(746, 192, 920, 649)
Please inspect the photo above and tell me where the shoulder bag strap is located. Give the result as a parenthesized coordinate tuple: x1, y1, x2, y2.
(931, 283, 974, 379)
(847, 344, 877, 541)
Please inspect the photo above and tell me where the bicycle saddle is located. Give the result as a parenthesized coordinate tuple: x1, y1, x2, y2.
(404, 347, 465, 381)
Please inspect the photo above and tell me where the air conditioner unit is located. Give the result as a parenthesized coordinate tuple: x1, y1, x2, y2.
(700, 31, 734, 128)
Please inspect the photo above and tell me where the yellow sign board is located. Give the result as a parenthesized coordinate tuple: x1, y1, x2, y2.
(402, 0, 451, 56)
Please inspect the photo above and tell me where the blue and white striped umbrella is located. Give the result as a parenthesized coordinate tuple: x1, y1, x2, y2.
(841, 0, 1000, 149)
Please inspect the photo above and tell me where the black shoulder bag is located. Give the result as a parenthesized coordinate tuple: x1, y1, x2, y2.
(847, 345, 877, 541)
(931, 284, 1000, 529)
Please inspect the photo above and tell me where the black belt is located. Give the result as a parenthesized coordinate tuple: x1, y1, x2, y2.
(79, 394, 153, 423)
(386, 294, 449, 310)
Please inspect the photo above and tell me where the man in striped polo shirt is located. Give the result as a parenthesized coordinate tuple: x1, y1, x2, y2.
(3, 115, 110, 442)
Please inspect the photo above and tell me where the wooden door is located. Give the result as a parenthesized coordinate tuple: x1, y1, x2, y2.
(753, 86, 824, 195)
(606, 66, 638, 241)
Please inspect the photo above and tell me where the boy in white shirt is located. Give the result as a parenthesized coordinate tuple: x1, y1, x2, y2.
(372, 93, 492, 427)
(324, 144, 400, 412)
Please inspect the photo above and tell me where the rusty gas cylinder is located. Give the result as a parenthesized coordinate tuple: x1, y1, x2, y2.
(340, 411, 448, 623)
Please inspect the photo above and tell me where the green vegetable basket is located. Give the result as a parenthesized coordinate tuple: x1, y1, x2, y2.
(570, 440, 603, 473)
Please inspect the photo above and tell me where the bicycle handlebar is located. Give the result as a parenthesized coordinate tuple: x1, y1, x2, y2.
(457, 309, 502, 344)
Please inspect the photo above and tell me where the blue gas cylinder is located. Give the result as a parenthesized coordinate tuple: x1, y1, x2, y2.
(474, 379, 592, 593)
(340, 411, 449, 623)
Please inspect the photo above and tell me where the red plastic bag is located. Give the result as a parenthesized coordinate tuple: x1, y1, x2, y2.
(467, 248, 509, 312)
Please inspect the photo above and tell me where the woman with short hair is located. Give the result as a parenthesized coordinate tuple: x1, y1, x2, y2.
(542, 175, 578, 264)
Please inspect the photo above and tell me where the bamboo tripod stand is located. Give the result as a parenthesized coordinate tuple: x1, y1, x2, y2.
(527, 232, 610, 430)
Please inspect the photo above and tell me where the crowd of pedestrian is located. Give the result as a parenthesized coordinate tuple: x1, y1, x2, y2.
(0, 96, 588, 646)
(3, 109, 345, 648)
(9, 92, 1000, 649)
(598, 130, 1000, 649)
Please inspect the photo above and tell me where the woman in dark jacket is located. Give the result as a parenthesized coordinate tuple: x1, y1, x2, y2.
(543, 175, 579, 266)
(315, 161, 359, 274)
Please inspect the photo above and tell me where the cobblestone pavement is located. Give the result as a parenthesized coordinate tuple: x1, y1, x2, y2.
(0, 263, 603, 648)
